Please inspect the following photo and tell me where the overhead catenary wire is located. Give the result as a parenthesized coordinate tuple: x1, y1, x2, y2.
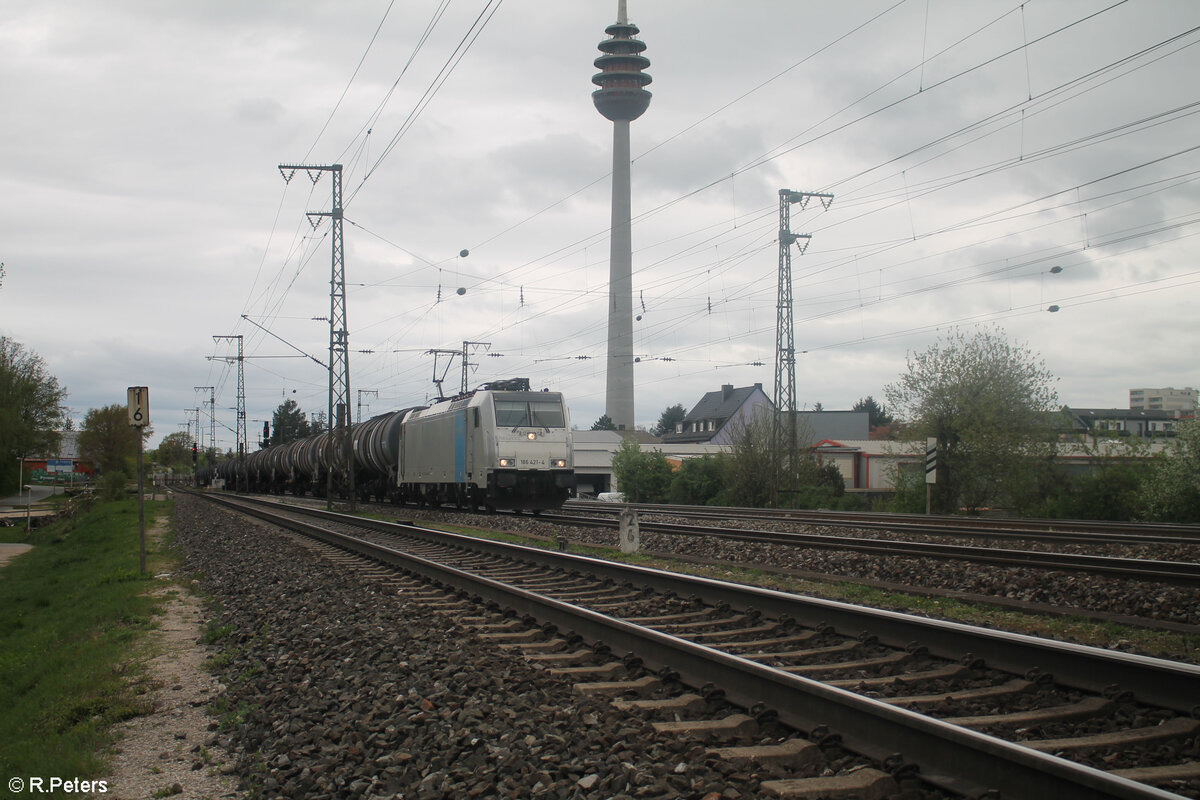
(302, 0, 398, 164)
(236, 0, 490, 374)
(346, 0, 505, 207)
(436, 1, 1175, 315)
(229, 3, 1198, 425)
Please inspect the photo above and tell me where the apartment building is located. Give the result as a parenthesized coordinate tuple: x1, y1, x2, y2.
(1129, 387, 1197, 412)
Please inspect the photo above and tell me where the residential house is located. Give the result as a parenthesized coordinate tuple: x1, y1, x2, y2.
(660, 383, 773, 445)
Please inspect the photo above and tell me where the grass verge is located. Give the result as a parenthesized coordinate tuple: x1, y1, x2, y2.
(0, 497, 172, 791)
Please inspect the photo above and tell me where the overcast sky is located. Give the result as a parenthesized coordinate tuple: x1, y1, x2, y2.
(3, 0, 1198, 451)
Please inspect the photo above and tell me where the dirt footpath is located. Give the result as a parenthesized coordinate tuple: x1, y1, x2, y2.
(101, 524, 244, 800)
(0, 542, 33, 567)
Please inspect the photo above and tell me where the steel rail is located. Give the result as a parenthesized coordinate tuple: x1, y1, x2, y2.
(540, 512, 1200, 586)
(565, 500, 1200, 544)
(197, 492, 1189, 800)
(205, 494, 1200, 712)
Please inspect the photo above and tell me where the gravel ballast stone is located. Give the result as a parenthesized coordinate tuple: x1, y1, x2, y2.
(175, 495, 763, 800)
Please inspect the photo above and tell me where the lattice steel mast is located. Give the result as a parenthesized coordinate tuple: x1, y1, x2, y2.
(279, 163, 354, 510)
(773, 189, 832, 502)
(194, 386, 215, 454)
(212, 335, 245, 491)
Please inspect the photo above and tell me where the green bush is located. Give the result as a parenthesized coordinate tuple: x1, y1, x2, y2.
(668, 455, 731, 505)
(610, 438, 673, 503)
(884, 465, 929, 513)
(781, 485, 840, 510)
(833, 492, 871, 511)
(1057, 464, 1149, 521)
(1140, 421, 1200, 522)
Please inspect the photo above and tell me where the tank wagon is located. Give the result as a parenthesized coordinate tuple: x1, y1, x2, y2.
(204, 379, 574, 512)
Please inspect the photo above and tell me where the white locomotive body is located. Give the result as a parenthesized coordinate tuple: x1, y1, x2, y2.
(400, 385, 573, 511)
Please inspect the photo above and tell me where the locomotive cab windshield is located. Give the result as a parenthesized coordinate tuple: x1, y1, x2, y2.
(494, 397, 566, 430)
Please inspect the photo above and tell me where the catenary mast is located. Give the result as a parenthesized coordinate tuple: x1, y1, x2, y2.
(593, 0, 651, 431)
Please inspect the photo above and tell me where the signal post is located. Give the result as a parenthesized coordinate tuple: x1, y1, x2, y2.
(127, 386, 149, 574)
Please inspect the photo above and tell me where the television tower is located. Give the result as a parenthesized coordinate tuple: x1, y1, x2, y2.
(593, 0, 651, 431)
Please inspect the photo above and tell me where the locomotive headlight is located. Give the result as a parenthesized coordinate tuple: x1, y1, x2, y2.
(553, 459, 567, 468)
(527, 432, 536, 440)
(499, 458, 511, 467)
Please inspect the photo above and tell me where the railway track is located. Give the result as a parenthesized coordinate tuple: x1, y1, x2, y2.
(218, 489, 1200, 588)
(193, 490, 1200, 799)
(539, 510, 1200, 587)
(563, 500, 1200, 546)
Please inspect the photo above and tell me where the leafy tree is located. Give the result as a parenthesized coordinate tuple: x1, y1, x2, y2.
(885, 327, 1061, 514)
(309, 412, 328, 436)
(152, 431, 192, 469)
(1140, 421, 1200, 522)
(610, 437, 673, 502)
(591, 414, 617, 432)
(198, 447, 219, 469)
(650, 403, 687, 437)
(0, 337, 67, 491)
(271, 398, 311, 446)
(852, 395, 894, 428)
(78, 404, 147, 476)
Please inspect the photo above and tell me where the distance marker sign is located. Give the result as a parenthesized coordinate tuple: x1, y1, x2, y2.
(127, 386, 149, 428)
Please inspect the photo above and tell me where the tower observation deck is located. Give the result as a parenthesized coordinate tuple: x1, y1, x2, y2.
(591, 20, 652, 122)
(593, 3, 651, 431)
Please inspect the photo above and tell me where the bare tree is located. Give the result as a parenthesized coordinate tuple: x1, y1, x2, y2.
(885, 327, 1061, 514)
(722, 407, 817, 507)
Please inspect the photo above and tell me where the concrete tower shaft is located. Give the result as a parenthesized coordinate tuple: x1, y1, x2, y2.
(594, 5, 651, 432)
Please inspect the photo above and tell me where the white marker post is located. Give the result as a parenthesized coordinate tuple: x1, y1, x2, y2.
(925, 437, 937, 515)
(127, 387, 149, 574)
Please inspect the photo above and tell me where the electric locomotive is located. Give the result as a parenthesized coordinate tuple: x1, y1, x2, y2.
(399, 378, 573, 512)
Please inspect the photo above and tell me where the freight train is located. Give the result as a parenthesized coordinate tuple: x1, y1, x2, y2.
(198, 379, 574, 512)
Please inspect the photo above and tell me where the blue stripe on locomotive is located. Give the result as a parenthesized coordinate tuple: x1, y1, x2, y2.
(454, 409, 466, 483)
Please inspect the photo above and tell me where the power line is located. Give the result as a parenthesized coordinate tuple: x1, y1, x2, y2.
(348, 0, 505, 206)
(303, 0, 397, 163)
